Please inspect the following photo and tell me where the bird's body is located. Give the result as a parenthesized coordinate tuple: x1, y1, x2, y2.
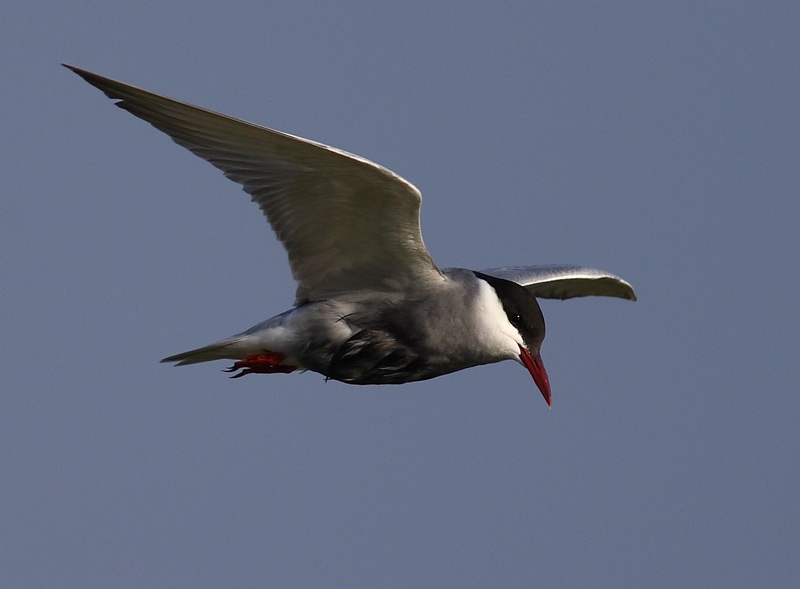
(66, 64, 635, 406)
(164, 268, 539, 385)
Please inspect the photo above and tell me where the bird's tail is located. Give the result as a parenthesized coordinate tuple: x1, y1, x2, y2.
(160, 335, 251, 366)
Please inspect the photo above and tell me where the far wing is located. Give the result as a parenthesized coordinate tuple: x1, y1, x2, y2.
(480, 265, 636, 301)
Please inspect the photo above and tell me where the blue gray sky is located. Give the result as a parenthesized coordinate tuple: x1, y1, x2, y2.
(3, 2, 799, 586)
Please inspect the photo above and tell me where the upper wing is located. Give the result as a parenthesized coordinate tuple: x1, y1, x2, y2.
(481, 265, 637, 301)
(65, 65, 444, 302)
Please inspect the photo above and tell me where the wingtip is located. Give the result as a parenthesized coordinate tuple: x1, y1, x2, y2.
(615, 278, 637, 302)
(63, 64, 101, 84)
(62, 64, 97, 86)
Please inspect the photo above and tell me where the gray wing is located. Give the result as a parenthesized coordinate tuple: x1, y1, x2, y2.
(65, 65, 444, 302)
(481, 265, 636, 301)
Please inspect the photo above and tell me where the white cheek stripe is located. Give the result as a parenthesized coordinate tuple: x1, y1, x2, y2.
(475, 279, 525, 359)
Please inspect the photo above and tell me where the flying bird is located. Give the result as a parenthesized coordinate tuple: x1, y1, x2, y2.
(66, 64, 636, 407)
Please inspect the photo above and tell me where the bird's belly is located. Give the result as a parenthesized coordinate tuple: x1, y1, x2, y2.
(287, 294, 501, 385)
(319, 329, 476, 385)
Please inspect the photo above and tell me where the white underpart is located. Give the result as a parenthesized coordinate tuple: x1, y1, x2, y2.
(237, 320, 301, 364)
(231, 302, 359, 367)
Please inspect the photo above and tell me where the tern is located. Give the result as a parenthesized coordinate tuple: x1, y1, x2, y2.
(66, 64, 635, 407)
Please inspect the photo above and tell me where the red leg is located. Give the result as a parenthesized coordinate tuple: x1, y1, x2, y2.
(223, 352, 296, 379)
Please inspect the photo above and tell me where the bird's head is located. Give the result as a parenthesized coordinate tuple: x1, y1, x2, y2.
(474, 272, 551, 406)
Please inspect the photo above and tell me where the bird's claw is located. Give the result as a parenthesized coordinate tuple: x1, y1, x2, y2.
(224, 352, 296, 378)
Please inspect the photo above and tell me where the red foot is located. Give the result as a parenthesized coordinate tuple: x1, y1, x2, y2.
(223, 352, 296, 379)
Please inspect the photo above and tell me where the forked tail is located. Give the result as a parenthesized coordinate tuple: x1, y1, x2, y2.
(160, 336, 251, 366)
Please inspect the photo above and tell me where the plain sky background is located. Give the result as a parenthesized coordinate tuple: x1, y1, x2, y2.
(3, 2, 799, 587)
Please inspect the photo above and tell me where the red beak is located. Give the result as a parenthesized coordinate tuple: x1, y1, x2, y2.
(519, 345, 551, 407)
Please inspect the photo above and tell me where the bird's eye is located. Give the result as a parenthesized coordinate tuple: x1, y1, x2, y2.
(510, 313, 521, 326)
